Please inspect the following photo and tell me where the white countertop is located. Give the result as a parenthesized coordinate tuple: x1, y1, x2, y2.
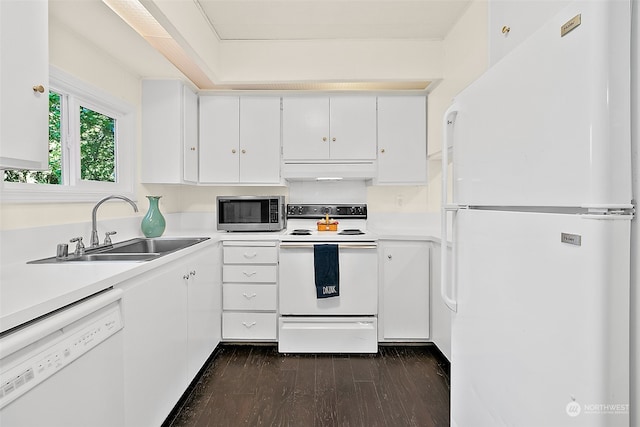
(0, 235, 218, 333)
(0, 212, 444, 334)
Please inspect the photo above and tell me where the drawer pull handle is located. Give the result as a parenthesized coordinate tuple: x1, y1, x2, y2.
(242, 321, 257, 328)
(243, 252, 257, 259)
(243, 293, 257, 299)
(243, 271, 257, 277)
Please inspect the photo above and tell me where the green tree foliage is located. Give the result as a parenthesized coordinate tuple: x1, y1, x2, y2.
(3, 93, 116, 184)
(80, 106, 115, 182)
(3, 92, 62, 184)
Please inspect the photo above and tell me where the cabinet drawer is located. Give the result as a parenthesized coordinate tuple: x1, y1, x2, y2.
(224, 246, 278, 264)
(223, 312, 277, 340)
(223, 284, 277, 310)
(223, 265, 277, 283)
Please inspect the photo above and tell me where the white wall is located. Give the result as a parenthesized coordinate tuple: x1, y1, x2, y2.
(426, 0, 489, 212)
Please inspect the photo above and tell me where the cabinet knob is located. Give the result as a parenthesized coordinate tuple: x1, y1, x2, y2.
(322, 137, 327, 142)
(183, 274, 190, 280)
(380, 148, 386, 153)
(332, 137, 336, 142)
(32, 84, 45, 94)
(232, 149, 237, 154)
(241, 149, 246, 154)
(190, 147, 196, 151)
(502, 26, 511, 35)
(387, 254, 392, 260)
(190, 270, 196, 276)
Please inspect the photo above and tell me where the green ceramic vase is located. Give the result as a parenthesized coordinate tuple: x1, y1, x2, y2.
(141, 195, 166, 238)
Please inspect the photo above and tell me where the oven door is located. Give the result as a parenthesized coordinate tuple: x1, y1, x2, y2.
(278, 241, 378, 315)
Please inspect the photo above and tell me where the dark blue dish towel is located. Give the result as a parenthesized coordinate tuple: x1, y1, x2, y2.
(314, 244, 340, 298)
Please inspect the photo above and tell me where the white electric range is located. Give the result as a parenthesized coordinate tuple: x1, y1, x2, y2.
(278, 204, 379, 354)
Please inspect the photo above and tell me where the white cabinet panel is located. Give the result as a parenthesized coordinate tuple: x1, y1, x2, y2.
(282, 96, 377, 161)
(200, 96, 281, 184)
(199, 96, 240, 183)
(377, 96, 427, 184)
(141, 80, 198, 183)
(379, 241, 430, 341)
(239, 97, 281, 183)
(223, 245, 278, 264)
(119, 245, 220, 427)
(0, 0, 49, 170)
(282, 97, 329, 160)
(186, 245, 221, 380)
(223, 284, 277, 311)
(222, 312, 277, 340)
(120, 263, 188, 427)
(223, 265, 277, 283)
(329, 96, 377, 160)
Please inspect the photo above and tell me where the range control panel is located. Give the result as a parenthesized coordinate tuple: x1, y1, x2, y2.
(286, 204, 367, 219)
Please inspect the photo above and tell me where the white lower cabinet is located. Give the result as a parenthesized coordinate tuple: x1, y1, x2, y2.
(222, 241, 278, 341)
(429, 242, 452, 361)
(379, 240, 430, 341)
(119, 244, 220, 427)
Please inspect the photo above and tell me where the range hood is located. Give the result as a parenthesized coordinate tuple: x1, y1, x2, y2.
(281, 161, 376, 181)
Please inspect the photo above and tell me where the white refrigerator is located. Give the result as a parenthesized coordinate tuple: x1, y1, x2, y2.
(441, 1, 633, 426)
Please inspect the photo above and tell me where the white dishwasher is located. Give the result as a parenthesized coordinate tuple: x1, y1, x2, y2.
(0, 288, 124, 427)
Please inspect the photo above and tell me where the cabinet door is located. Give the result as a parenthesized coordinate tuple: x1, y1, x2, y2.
(329, 96, 377, 160)
(121, 263, 188, 427)
(282, 97, 329, 160)
(187, 245, 221, 381)
(239, 97, 281, 183)
(0, 0, 49, 170)
(377, 96, 427, 184)
(199, 96, 240, 183)
(381, 241, 430, 340)
(141, 80, 183, 183)
(182, 86, 199, 182)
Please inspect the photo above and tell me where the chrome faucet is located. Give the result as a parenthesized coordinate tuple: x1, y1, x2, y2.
(90, 195, 139, 247)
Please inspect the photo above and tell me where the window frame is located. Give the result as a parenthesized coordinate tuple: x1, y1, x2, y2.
(0, 66, 136, 203)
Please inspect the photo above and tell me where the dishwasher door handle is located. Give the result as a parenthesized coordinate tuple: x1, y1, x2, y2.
(280, 243, 377, 249)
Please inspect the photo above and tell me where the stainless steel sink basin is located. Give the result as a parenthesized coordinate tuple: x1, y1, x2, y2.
(28, 237, 210, 264)
(102, 237, 208, 255)
(68, 253, 161, 262)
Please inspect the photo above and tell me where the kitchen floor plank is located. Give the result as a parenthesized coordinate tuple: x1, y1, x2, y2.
(165, 344, 450, 427)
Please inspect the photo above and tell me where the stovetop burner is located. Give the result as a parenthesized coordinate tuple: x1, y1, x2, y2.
(338, 229, 365, 235)
(290, 229, 312, 235)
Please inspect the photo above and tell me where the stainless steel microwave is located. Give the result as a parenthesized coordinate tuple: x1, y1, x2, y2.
(217, 196, 286, 232)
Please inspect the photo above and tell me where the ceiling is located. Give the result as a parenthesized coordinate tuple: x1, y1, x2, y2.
(49, 0, 473, 90)
(196, 0, 472, 41)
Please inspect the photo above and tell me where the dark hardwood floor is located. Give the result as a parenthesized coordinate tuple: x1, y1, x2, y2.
(165, 344, 450, 427)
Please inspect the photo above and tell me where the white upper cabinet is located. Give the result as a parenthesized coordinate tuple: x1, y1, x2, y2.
(0, 0, 49, 170)
(141, 80, 198, 184)
(489, 0, 571, 65)
(199, 96, 239, 183)
(199, 96, 281, 184)
(376, 96, 427, 184)
(239, 97, 281, 183)
(282, 96, 377, 161)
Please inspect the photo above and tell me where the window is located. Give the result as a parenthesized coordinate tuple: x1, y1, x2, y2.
(1, 67, 135, 202)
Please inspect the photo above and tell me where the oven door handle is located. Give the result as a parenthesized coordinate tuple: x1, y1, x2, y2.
(280, 242, 377, 249)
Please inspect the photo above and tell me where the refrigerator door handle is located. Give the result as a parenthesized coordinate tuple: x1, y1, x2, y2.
(441, 104, 460, 313)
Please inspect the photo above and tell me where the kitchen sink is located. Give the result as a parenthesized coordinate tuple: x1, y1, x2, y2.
(28, 237, 210, 264)
(101, 237, 209, 255)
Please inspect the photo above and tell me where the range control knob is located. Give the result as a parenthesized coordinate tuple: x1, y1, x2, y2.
(321, 206, 331, 215)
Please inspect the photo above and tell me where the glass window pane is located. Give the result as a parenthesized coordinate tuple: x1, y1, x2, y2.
(2, 91, 63, 184)
(79, 106, 116, 182)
